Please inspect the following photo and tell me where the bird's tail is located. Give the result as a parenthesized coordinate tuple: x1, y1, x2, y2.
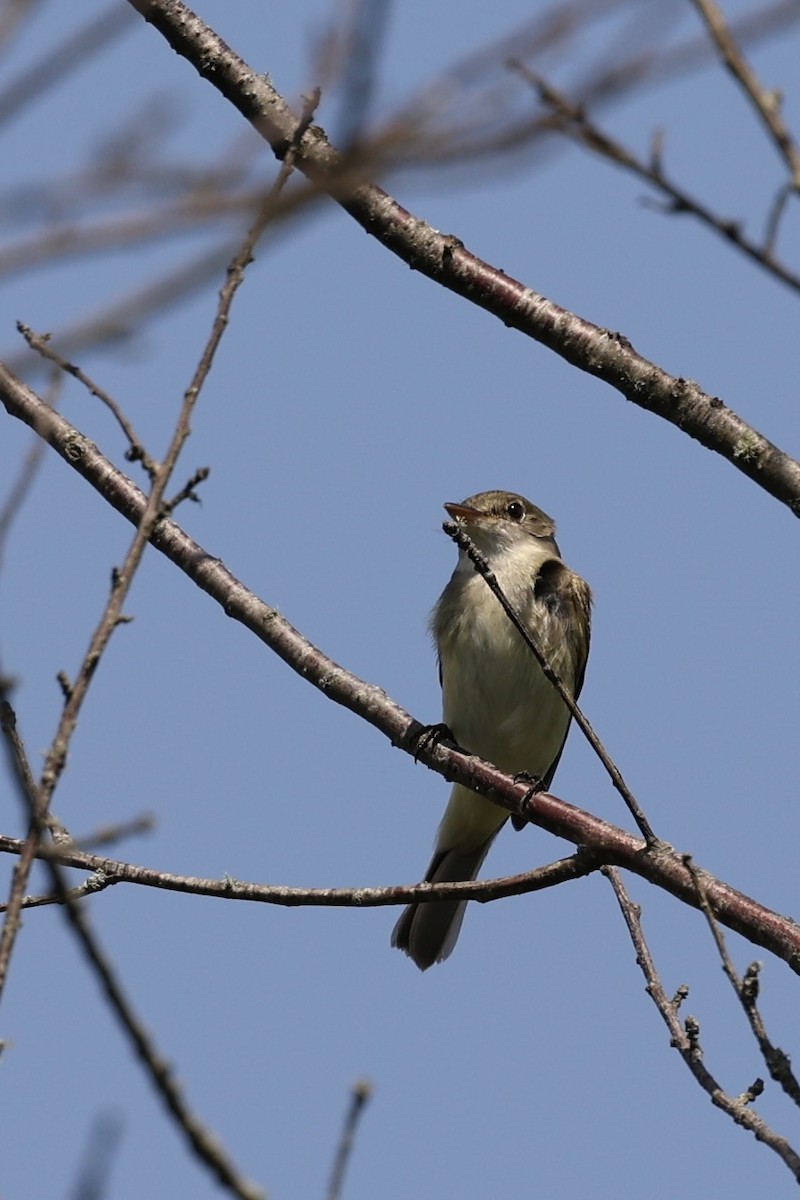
(391, 824, 501, 970)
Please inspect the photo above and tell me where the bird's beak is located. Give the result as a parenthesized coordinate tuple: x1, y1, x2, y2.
(444, 502, 480, 523)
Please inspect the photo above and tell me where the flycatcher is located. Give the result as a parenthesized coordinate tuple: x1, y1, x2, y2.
(392, 490, 591, 970)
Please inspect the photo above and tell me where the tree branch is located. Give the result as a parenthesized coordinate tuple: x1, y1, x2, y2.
(0, 834, 602, 911)
(2, 363, 799, 972)
(605, 867, 800, 1181)
(124, 0, 800, 516)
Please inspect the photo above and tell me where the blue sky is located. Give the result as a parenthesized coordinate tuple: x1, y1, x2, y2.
(2, 2, 800, 1198)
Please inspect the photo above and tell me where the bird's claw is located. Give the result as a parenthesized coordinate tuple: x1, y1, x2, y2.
(412, 722, 455, 763)
(511, 772, 545, 830)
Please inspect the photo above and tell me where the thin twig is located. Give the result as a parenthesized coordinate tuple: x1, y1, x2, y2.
(326, 1080, 373, 1200)
(28, 91, 324, 831)
(168, 87, 321, 470)
(0, 837, 601, 912)
(0, 702, 51, 1000)
(604, 867, 800, 1180)
(73, 811, 156, 851)
(0, 871, 115, 912)
(684, 855, 800, 1109)
(16, 323, 159, 478)
(443, 520, 657, 844)
(162, 466, 210, 513)
(383, 0, 800, 168)
(0, 5, 134, 129)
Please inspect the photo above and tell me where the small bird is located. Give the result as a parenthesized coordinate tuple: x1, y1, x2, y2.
(392, 490, 591, 970)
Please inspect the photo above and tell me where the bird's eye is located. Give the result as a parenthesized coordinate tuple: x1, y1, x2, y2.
(506, 500, 525, 521)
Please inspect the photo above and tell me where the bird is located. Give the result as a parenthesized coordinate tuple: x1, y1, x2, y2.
(391, 490, 591, 970)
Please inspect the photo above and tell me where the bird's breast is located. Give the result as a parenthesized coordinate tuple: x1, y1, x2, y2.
(435, 573, 575, 776)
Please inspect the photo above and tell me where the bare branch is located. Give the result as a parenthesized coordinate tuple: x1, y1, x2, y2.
(124, 0, 800, 516)
(690, 0, 800, 189)
(382, 0, 800, 168)
(605, 867, 800, 1181)
(17, 323, 159, 478)
(329, 0, 393, 150)
(685, 856, 800, 1110)
(2, 369, 800, 971)
(0, 835, 602, 911)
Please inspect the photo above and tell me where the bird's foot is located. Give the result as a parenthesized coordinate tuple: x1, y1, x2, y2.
(411, 722, 456, 763)
(511, 772, 545, 831)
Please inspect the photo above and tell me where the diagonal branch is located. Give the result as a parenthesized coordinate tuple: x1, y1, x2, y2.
(125, 0, 800, 516)
(510, 66, 800, 292)
(605, 867, 800, 1180)
(2, 363, 800, 972)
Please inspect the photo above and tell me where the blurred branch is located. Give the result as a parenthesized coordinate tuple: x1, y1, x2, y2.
(690, 0, 800, 189)
(381, 0, 800, 167)
(605, 867, 800, 1179)
(0, 369, 60, 571)
(326, 0, 393, 149)
(74, 811, 156, 851)
(326, 1080, 373, 1200)
(3, 243, 234, 372)
(0, 5, 134, 128)
(125, 0, 800, 516)
(0, 189, 260, 279)
(0, 0, 43, 51)
(2, 369, 800, 971)
(69, 1113, 125, 1200)
(2, 2, 796, 374)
